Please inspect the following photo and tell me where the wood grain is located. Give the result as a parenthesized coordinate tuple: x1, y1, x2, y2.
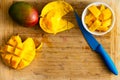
(0, 0, 120, 80)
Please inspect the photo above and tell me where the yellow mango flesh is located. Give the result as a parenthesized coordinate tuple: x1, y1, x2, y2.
(102, 19, 112, 27)
(100, 5, 105, 11)
(101, 8, 112, 20)
(85, 5, 112, 32)
(85, 13, 96, 26)
(40, 1, 74, 34)
(89, 20, 101, 32)
(97, 26, 109, 31)
(88, 5, 101, 18)
(97, 19, 111, 31)
(0, 35, 42, 69)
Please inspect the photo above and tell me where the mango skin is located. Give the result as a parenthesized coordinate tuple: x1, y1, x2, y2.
(40, 1, 74, 34)
(9, 2, 39, 27)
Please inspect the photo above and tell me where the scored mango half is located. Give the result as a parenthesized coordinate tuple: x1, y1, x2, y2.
(0, 35, 42, 70)
(40, 1, 74, 34)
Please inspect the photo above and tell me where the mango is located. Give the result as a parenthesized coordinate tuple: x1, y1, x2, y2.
(89, 19, 101, 32)
(9, 2, 39, 27)
(100, 8, 112, 20)
(85, 13, 95, 26)
(85, 5, 112, 32)
(100, 5, 105, 11)
(97, 26, 109, 31)
(40, 1, 74, 34)
(102, 19, 112, 27)
(88, 5, 101, 18)
(0, 35, 42, 69)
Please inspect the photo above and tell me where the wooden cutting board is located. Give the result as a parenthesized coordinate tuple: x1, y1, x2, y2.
(0, 0, 120, 80)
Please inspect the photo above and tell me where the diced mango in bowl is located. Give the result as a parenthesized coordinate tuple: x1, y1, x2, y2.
(85, 5, 112, 32)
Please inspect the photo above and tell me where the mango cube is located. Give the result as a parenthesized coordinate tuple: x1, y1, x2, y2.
(5, 45, 14, 53)
(85, 13, 95, 26)
(100, 5, 105, 11)
(97, 26, 109, 31)
(11, 56, 21, 69)
(101, 8, 112, 20)
(4, 54, 12, 64)
(88, 5, 101, 18)
(16, 43, 23, 50)
(102, 19, 112, 27)
(7, 38, 17, 47)
(97, 19, 111, 31)
(14, 48, 21, 56)
(89, 20, 101, 32)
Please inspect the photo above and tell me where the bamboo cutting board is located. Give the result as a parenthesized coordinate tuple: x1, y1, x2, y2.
(0, 0, 120, 80)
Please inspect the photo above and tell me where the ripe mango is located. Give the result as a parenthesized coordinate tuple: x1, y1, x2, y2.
(0, 35, 42, 69)
(9, 2, 39, 27)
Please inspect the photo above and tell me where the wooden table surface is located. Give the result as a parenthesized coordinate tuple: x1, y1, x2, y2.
(0, 0, 120, 80)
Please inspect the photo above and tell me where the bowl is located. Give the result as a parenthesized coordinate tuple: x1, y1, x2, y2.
(82, 2, 115, 35)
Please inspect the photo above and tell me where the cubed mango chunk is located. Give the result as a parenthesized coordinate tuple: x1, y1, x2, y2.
(88, 5, 101, 18)
(11, 56, 21, 69)
(97, 26, 109, 31)
(101, 8, 112, 20)
(89, 20, 101, 32)
(4, 54, 12, 64)
(14, 48, 22, 56)
(85, 13, 95, 26)
(100, 5, 105, 11)
(102, 19, 112, 27)
(5, 45, 14, 53)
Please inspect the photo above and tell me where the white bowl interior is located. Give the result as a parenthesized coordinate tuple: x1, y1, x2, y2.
(82, 2, 115, 35)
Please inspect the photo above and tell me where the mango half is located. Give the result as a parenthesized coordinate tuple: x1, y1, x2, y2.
(40, 1, 74, 34)
(0, 35, 42, 70)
